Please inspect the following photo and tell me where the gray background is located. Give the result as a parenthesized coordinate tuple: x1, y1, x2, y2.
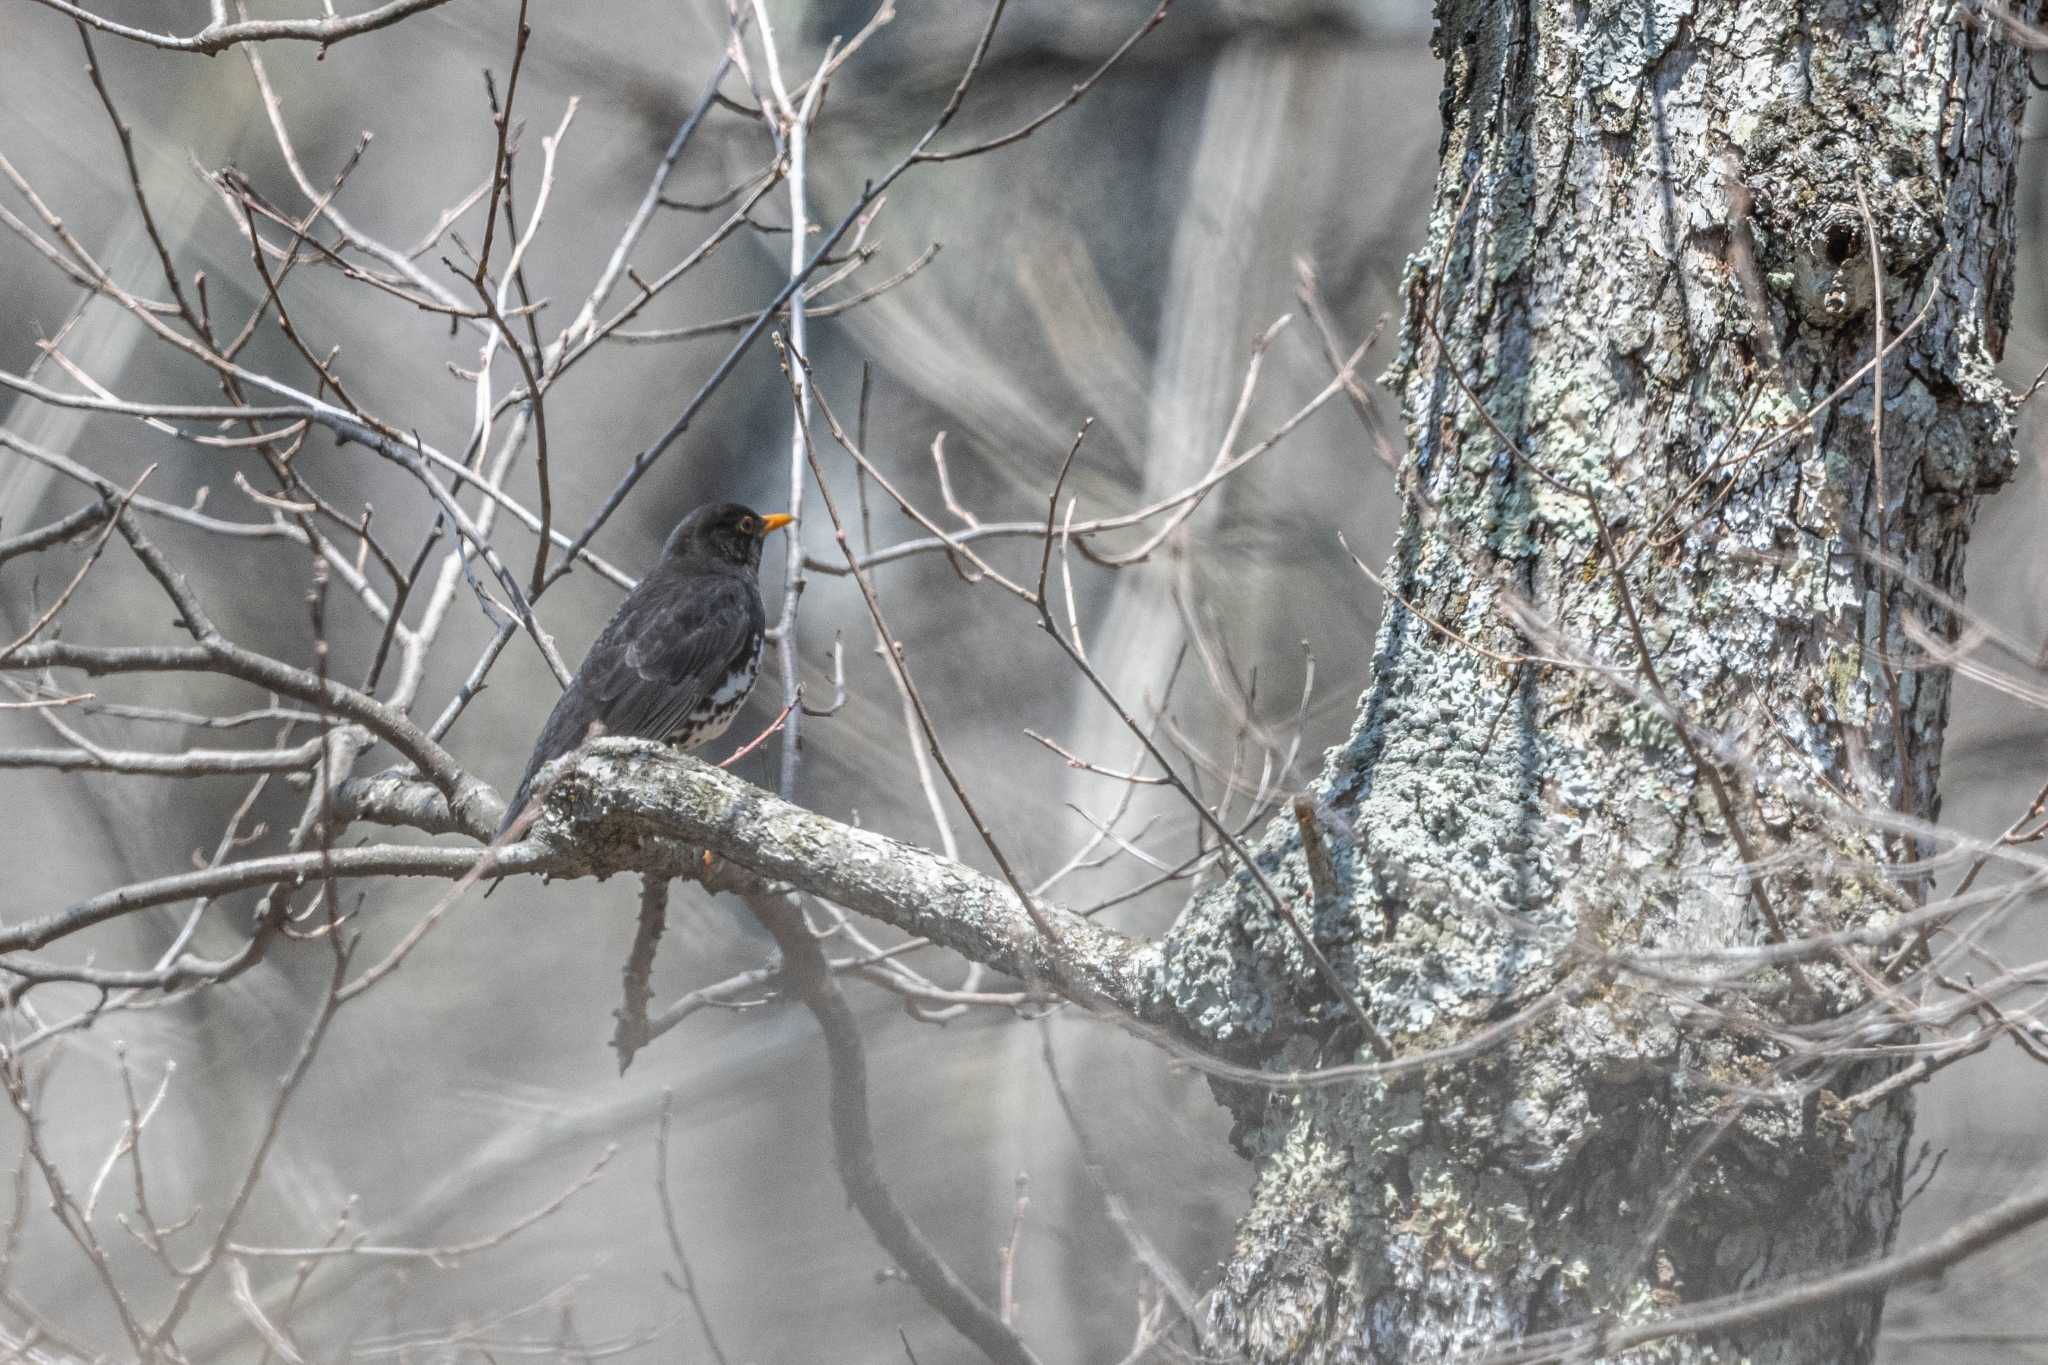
(0, 2, 2042, 1359)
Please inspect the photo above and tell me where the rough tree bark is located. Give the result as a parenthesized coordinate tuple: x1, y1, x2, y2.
(1163, 4, 2030, 1362)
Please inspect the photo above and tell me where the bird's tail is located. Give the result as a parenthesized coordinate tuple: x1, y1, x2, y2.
(496, 693, 598, 840)
(495, 765, 540, 840)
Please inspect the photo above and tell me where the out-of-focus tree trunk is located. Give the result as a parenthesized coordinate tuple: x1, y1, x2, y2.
(987, 45, 1305, 1356)
(1161, 4, 2030, 1359)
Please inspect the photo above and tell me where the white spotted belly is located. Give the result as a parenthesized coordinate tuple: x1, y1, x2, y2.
(677, 640, 761, 748)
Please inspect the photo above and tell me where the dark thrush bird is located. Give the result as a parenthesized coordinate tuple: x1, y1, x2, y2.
(498, 502, 793, 836)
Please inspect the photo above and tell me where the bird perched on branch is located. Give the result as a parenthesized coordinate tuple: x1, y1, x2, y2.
(497, 502, 793, 837)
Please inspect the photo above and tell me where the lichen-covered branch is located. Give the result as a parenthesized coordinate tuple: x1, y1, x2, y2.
(530, 739, 1172, 1026)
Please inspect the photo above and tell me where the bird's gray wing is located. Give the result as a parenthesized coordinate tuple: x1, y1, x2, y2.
(583, 571, 760, 742)
(499, 573, 758, 835)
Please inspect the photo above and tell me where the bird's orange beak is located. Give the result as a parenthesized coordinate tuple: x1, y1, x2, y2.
(758, 513, 795, 535)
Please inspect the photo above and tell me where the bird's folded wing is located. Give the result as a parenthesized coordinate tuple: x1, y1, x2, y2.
(588, 574, 759, 742)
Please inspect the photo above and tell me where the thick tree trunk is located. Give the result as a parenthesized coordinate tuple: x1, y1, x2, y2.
(1164, 4, 2029, 1360)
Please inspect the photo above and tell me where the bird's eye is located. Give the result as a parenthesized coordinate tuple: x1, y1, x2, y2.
(738, 515, 756, 535)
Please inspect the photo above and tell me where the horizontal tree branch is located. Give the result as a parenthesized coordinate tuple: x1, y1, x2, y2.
(528, 739, 1171, 1024)
(1, 640, 492, 833)
(0, 498, 110, 563)
(20, 0, 458, 55)
(1, 843, 545, 954)
(23, 742, 1172, 1030)
(0, 736, 324, 777)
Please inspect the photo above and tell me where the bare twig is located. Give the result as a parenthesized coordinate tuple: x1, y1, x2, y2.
(654, 1094, 731, 1365)
(613, 877, 670, 1073)
(26, 0, 460, 55)
(748, 893, 1042, 1365)
(1463, 1174, 2048, 1364)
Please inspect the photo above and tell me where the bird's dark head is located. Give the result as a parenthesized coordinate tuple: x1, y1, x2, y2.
(662, 502, 793, 573)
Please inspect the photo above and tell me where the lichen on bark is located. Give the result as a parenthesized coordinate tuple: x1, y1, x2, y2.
(1165, 3, 2030, 1360)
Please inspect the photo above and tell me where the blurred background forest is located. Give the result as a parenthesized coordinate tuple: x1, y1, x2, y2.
(2, 1, 2045, 1360)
